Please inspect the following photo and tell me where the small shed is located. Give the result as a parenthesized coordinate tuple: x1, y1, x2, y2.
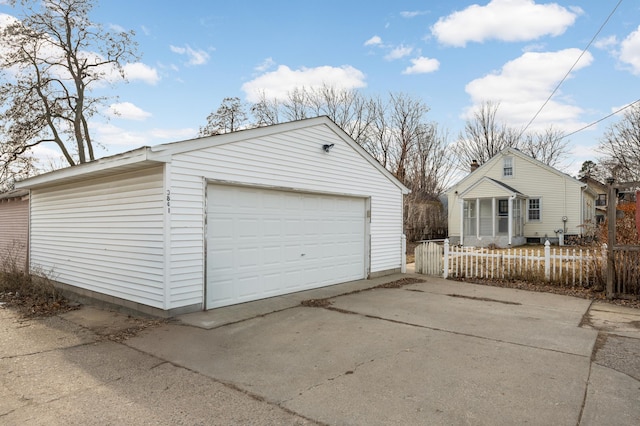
(15, 117, 409, 316)
(0, 189, 29, 272)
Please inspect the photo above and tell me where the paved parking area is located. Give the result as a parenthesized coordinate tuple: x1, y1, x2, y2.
(2, 274, 639, 425)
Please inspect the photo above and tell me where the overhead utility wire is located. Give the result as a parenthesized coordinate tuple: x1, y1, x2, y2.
(518, 0, 624, 137)
(561, 98, 640, 140)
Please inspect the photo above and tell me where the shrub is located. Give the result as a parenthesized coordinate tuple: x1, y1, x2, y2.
(0, 241, 71, 316)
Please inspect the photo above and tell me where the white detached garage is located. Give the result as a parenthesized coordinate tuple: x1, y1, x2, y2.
(16, 117, 409, 316)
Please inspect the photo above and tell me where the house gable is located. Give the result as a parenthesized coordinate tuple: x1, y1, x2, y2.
(459, 177, 524, 199)
(448, 148, 595, 245)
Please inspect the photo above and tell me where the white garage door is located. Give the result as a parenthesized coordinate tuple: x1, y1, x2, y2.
(206, 185, 366, 309)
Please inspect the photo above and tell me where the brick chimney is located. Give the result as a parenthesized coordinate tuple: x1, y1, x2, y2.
(470, 159, 479, 172)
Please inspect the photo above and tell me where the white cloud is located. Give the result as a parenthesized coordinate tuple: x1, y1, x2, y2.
(255, 57, 276, 72)
(149, 128, 197, 141)
(400, 11, 428, 18)
(241, 65, 367, 103)
(402, 56, 440, 74)
(106, 102, 152, 121)
(122, 62, 160, 85)
(109, 23, 126, 33)
(384, 45, 413, 61)
(364, 35, 382, 46)
(93, 123, 150, 147)
(170, 44, 210, 66)
(431, 0, 580, 47)
(93, 123, 196, 148)
(619, 25, 640, 75)
(594, 35, 618, 50)
(464, 48, 594, 131)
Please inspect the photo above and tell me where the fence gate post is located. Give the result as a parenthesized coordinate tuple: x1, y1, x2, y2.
(401, 234, 407, 273)
(606, 178, 616, 298)
(443, 239, 449, 279)
(544, 240, 550, 281)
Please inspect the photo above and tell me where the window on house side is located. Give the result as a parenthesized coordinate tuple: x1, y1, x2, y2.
(528, 198, 541, 221)
(503, 157, 513, 177)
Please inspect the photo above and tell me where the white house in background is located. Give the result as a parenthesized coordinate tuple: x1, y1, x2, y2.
(447, 148, 596, 248)
(15, 117, 409, 317)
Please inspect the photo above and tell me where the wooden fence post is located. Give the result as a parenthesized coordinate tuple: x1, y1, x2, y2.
(544, 240, 550, 281)
(443, 239, 449, 279)
(606, 178, 616, 298)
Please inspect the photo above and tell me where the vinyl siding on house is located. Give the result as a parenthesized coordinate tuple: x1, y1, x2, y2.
(29, 167, 166, 308)
(167, 123, 403, 309)
(0, 195, 29, 271)
(449, 150, 590, 242)
(461, 180, 515, 199)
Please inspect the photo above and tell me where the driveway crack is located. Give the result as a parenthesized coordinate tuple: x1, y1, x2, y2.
(323, 306, 591, 358)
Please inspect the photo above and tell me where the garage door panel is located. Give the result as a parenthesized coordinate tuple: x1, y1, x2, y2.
(208, 248, 234, 270)
(206, 185, 366, 309)
(263, 218, 282, 237)
(237, 276, 260, 299)
(210, 218, 234, 239)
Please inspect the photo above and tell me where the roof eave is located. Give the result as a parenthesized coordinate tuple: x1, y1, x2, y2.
(15, 147, 167, 190)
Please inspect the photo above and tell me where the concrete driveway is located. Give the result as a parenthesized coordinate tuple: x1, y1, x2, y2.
(1, 274, 639, 425)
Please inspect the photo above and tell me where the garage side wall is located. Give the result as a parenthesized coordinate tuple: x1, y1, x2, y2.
(0, 196, 29, 272)
(167, 124, 403, 309)
(29, 167, 166, 309)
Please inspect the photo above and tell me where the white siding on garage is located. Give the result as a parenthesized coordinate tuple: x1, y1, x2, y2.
(0, 196, 29, 271)
(166, 123, 403, 309)
(29, 167, 166, 308)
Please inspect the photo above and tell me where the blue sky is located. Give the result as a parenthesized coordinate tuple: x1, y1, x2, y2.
(2, 0, 640, 176)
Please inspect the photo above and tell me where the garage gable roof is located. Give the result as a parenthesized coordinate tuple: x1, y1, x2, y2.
(16, 116, 409, 194)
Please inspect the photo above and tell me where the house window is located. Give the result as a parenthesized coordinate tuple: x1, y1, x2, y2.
(596, 194, 606, 206)
(503, 157, 513, 177)
(513, 199, 523, 236)
(463, 200, 476, 236)
(498, 199, 508, 216)
(528, 198, 541, 221)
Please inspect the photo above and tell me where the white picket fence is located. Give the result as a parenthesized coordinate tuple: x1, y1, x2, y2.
(416, 239, 607, 287)
(415, 242, 443, 276)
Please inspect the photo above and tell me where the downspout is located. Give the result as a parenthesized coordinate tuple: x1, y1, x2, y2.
(459, 199, 464, 246)
(508, 195, 515, 246)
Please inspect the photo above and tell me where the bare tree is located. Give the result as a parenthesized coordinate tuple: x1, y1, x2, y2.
(386, 93, 430, 183)
(520, 126, 569, 168)
(403, 124, 453, 241)
(250, 91, 280, 127)
(0, 149, 36, 192)
(453, 101, 520, 169)
(0, 0, 139, 174)
(199, 97, 248, 136)
(247, 85, 378, 148)
(598, 102, 640, 181)
(280, 88, 309, 122)
(407, 124, 453, 197)
(304, 85, 377, 143)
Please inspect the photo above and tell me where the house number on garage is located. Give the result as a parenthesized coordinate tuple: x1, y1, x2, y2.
(166, 190, 171, 213)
